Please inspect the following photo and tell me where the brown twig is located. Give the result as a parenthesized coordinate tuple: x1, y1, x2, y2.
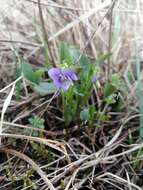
(75, 0, 117, 63)
(25, 0, 89, 11)
(107, 0, 117, 81)
(0, 39, 42, 47)
(37, 0, 56, 67)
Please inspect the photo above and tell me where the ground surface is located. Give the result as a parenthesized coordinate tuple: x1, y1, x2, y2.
(0, 1, 143, 190)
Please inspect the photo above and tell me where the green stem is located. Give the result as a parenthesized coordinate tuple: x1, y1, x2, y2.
(62, 92, 68, 126)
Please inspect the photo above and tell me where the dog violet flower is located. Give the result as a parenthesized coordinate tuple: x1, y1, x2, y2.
(92, 76, 100, 83)
(48, 68, 78, 91)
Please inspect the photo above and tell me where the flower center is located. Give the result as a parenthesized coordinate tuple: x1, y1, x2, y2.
(59, 74, 68, 82)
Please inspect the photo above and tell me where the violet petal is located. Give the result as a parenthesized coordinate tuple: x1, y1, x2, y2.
(48, 68, 61, 81)
(61, 80, 73, 91)
(92, 76, 99, 83)
(62, 69, 78, 81)
(48, 68, 77, 91)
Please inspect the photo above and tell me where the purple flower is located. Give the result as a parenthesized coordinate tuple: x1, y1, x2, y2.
(92, 76, 100, 83)
(48, 68, 78, 91)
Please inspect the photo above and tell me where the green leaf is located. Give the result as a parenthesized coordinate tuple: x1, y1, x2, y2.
(112, 14, 121, 46)
(104, 83, 117, 98)
(73, 87, 84, 97)
(137, 84, 143, 139)
(104, 74, 121, 98)
(28, 115, 44, 129)
(28, 115, 45, 137)
(111, 74, 121, 87)
(96, 53, 112, 66)
(80, 108, 90, 121)
(35, 68, 45, 78)
(97, 112, 109, 122)
(79, 55, 95, 86)
(79, 55, 90, 69)
(105, 94, 116, 104)
(60, 43, 73, 66)
(89, 105, 96, 118)
(15, 68, 22, 100)
(34, 82, 57, 96)
(68, 48, 80, 64)
(22, 63, 40, 84)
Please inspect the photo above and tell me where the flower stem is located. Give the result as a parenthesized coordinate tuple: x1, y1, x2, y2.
(62, 92, 68, 126)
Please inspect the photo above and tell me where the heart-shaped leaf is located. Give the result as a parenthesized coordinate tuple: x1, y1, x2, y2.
(34, 82, 57, 96)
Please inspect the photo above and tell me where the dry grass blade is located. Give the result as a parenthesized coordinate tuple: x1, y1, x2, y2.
(0, 84, 15, 146)
(0, 133, 66, 154)
(0, 148, 56, 190)
(97, 172, 142, 190)
(0, 0, 143, 189)
(65, 169, 79, 190)
(3, 121, 64, 136)
(48, 0, 111, 41)
(0, 40, 42, 47)
(0, 76, 22, 93)
(25, 0, 90, 11)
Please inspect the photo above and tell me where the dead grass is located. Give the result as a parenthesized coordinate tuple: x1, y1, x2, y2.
(0, 0, 143, 189)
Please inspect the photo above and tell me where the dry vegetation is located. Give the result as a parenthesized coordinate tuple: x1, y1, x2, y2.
(0, 0, 143, 189)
